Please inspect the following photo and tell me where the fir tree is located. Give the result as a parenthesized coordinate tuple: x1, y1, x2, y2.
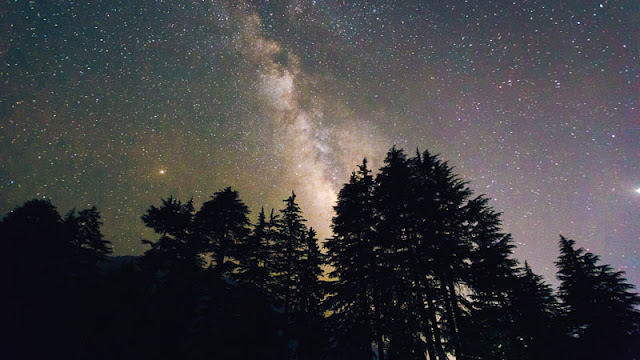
(510, 262, 560, 360)
(325, 159, 383, 359)
(464, 195, 520, 359)
(141, 196, 201, 273)
(407, 149, 474, 360)
(194, 187, 250, 280)
(556, 235, 640, 359)
(66, 206, 112, 269)
(273, 192, 308, 316)
(297, 228, 326, 360)
(236, 207, 271, 289)
(375, 147, 424, 360)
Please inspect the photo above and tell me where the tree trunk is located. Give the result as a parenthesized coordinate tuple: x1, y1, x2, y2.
(441, 272, 462, 358)
(421, 277, 447, 360)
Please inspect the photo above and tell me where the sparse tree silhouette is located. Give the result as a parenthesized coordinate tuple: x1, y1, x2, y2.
(69, 207, 112, 259)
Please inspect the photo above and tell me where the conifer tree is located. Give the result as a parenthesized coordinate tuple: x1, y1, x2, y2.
(374, 147, 420, 359)
(194, 187, 250, 280)
(67, 206, 112, 267)
(510, 262, 559, 360)
(265, 208, 281, 293)
(407, 149, 473, 360)
(297, 228, 326, 360)
(236, 207, 270, 289)
(464, 196, 520, 359)
(325, 159, 383, 359)
(141, 196, 201, 272)
(273, 192, 308, 316)
(556, 235, 640, 359)
(299, 228, 325, 319)
(329, 147, 530, 360)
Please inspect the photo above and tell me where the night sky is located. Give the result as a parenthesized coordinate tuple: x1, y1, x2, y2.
(1, 0, 638, 287)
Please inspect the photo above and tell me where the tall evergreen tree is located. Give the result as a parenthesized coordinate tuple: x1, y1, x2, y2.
(273, 192, 308, 316)
(299, 228, 325, 319)
(265, 208, 281, 293)
(1, 199, 111, 358)
(194, 187, 250, 280)
(375, 147, 424, 360)
(329, 147, 530, 360)
(297, 228, 326, 360)
(236, 207, 271, 289)
(556, 235, 640, 359)
(326, 159, 383, 359)
(510, 262, 560, 360)
(464, 196, 520, 359)
(408, 149, 474, 360)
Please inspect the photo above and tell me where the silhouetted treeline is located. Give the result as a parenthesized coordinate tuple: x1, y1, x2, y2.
(2, 147, 639, 360)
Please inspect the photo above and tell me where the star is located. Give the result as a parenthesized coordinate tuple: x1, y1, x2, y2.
(1, 0, 638, 288)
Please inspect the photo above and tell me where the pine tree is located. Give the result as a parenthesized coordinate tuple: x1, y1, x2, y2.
(375, 147, 426, 360)
(297, 228, 326, 360)
(299, 228, 325, 319)
(265, 208, 281, 293)
(556, 236, 640, 359)
(67, 206, 112, 267)
(325, 159, 383, 359)
(1, 199, 110, 358)
(510, 262, 559, 360)
(407, 149, 475, 360)
(328, 147, 529, 360)
(272, 192, 308, 316)
(464, 195, 520, 359)
(194, 187, 250, 280)
(141, 196, 201, 273)
(236, 207, 271, 289)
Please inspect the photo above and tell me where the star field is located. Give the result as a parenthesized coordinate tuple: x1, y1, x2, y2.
(1, 0, 638, 287)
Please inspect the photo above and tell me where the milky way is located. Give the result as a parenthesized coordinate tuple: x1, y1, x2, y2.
(1, 0, 638, 287)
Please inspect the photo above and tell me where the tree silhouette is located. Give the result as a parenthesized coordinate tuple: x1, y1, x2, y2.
(463, 196, 520, 359)
(1, 199, 111, 359)
(509, 262, 560, 360)
(272, 192, 308, 317)
(374, 147, 427, 360)
(236, 207, 271, 290)
(6, 147, 640, 360)
(141, 196, 202, 274)
(325, 159, 383, 359)
(407, 149, 474, 360)
(297, 228, 326, 360)
(194, 187, 250, 280)
(327, 147, 545, 360)
(556, 235, 640, 359)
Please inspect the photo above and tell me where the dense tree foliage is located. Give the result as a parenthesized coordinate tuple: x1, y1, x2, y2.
(556, 236, 640, 359)
(3, 147, 639, 360)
